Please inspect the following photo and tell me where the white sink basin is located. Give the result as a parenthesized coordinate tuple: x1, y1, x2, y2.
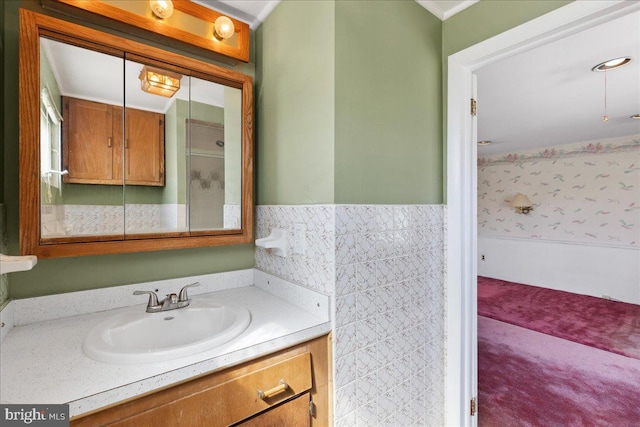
(83, 299, 251, 364)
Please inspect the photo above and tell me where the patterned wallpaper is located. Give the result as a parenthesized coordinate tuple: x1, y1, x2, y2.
(255, 204, 446, 426)
(478, 135, 640, 247)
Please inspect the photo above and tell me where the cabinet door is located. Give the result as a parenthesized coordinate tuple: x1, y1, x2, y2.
(236, 394, 311, 427)
(63, 97, 115, 184)
(124, 107, 165, 186)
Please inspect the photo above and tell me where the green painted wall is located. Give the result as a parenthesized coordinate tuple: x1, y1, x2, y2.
(257, 0, 442, 205)
(1, 2, 8, 307)
(1, 0, 5, 205)
(255, 0, 335, 205)
(440, 0, 572, 199)
(4, 1, 255, 299)
(0, 205, 7, 307)
(442, 0, 572, 58)
(334, 1, 442, 204)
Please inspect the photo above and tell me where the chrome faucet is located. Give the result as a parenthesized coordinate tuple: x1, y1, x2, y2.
(133, 282, 201, 313)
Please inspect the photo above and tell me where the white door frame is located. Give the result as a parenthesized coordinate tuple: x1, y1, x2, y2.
(444, 1, 640, 426)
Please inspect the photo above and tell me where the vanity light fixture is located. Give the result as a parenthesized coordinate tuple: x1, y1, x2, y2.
(631, 114, 640, 120)
(149, 0, 174, 19)
(139, 65, 182, 98)
(478, 140, 492, 146)
(510, 193, 533, 214)
(213, 16, 235, 41)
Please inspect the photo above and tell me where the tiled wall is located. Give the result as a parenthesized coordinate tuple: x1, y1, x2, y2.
(255, 204, 446, 426)
(41, 204, 188, 237)
(255, 205, 335, 295)
(42, 204, 244, 236)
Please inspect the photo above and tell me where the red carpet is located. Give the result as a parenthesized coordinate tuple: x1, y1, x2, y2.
(478, 316, 640, 427)
(478, 276, 640, 360)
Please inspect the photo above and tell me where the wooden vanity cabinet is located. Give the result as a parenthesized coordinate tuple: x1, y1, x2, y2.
(70, 334, 332, 427)
(63, 96, 165, 187)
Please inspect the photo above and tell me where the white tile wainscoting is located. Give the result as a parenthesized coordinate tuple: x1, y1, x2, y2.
(256, 204, 446, 427)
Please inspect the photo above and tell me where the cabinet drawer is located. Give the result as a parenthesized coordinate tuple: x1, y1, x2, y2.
(209, 352, 312, 425)
(236, 393, 311, 427)
(109, 352, 312, 427)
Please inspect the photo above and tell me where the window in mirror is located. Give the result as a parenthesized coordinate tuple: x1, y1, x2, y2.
(40, 85, 62, 189)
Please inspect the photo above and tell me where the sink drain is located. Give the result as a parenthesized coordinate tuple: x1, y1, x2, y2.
(164, 316, 174, 321)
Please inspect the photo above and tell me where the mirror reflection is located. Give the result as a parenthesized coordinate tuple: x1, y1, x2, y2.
(39, 37, 242, 240)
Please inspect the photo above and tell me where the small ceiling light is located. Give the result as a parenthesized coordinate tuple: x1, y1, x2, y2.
(591, 57, 632, 72)
(510, 193, 533, 215)
(630, 114, 640, 120)
(139, 65, 182, 98)
(214, 16, 235, 41)
(149, 0, 174, 19)
(477, 140, 492, 146)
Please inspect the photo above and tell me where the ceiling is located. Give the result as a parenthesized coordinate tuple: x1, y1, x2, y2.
(476, 9, 640, 156)
(194, 0, 477, 29)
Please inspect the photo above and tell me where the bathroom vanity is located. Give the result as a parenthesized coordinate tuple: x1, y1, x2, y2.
(0, 272, 332, 426)
(71, 335, 330, 426)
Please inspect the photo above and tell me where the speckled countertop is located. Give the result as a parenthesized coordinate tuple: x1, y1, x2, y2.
(0, 271, 330, 417)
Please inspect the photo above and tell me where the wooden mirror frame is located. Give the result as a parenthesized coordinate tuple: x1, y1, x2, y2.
(19, 9, 254, 258)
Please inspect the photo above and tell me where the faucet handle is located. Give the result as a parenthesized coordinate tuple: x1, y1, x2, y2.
(178, 282, 200, 302)
(133, 290, 160, 309)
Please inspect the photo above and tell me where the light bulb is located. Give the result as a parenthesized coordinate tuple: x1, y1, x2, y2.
(604, 58, 626, 67)
(214, 16, 235, 41)
(150, 0, 174, 19)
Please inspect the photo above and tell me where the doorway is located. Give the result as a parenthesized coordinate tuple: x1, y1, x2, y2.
(445, 1, 640, 426)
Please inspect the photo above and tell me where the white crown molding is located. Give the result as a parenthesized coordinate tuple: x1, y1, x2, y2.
(254, 1, 281, 30)
(416, 0, 479, 21)
(193, 0, 280, 30)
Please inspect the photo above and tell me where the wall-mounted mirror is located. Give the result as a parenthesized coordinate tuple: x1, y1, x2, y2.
(20, 10, 253, 258)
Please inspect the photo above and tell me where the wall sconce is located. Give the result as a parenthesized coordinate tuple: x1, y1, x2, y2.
(138, 65, 182, 98)
(510, 193, 533, 214)
(149, 0, 174, 19)
(214, 16, 235, 41)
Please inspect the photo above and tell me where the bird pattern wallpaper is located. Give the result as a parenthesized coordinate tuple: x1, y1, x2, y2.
(478, 135, 640, 248)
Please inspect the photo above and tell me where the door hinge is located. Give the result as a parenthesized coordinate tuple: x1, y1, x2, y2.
(309, 399, 315, 417)
(470, 397, 477, 416)
(470, 98, 477, 116)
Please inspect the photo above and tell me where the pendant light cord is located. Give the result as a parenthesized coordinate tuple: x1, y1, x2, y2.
(603, 69, 608, 122)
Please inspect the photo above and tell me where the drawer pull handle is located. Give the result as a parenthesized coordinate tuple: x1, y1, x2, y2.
(257, 379, 289, 400)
